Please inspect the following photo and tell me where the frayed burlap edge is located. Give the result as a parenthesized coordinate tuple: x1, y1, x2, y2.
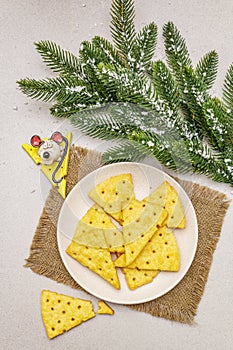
(24, 146, 230, 324)
(24, 189, 82, 290)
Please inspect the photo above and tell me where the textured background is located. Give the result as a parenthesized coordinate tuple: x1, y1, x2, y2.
(1, 1, 233, 349)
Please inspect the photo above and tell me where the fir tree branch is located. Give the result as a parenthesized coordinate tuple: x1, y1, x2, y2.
(186, 140, 233, 185)
(50, 99, 105, 118)
(34, 40, 82, 77)
(162, 22, 207, 135)
(92, 36, 125, 67)
(79, 40, 110, 65)
(50, 101, 82, 118)
(79, 41, 117, 101)
(17, 76, 105, 108)
(180, 66, 208, 119)
(17, 0, 233, 186)
(131, 22, 158, 73)
(152, 60, 179, 111)
(222, 63, 233, 112)
(71, 105, 136, 140)
(110, 0, 136, 63)
(96, 64, 170, 118)
(163, 21, 192, 80)
(97, 64, 203, 144)
(195, 51, 218, 91)
(72, 101, 233, 185)
(73, 107, 181, 171)
(102, 140, 148, 163)
(17, 76, 79, 102)
(202, 98, 233, 151)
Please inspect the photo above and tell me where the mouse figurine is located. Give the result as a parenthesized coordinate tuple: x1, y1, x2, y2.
(30, 132, 66, 165)
(30, 131, 69, 184)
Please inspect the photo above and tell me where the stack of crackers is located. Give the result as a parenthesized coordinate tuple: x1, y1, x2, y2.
(66, 174, 186, 291)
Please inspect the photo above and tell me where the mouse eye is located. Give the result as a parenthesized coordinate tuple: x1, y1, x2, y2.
(46, 140, 53, 148)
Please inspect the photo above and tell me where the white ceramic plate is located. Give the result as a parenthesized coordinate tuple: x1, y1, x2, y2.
(57, 162, 198, 304)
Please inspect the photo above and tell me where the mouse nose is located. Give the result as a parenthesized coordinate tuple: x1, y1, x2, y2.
(43, 151, 50, 159)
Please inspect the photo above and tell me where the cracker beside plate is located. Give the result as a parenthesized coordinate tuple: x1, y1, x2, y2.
(41, 290, 95, 339)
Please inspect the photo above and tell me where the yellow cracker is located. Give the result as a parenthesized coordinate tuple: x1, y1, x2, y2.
(73, 204, 124, 250)
(121, 227, 180, 271)
(97, 301, 114, 315)
(66, 241, 120, 289)
(122, 267, 160, 290)
(122, 199, 167, 242)
(88, 174, 135, 223)
(147, 181, 186, 229)
(114, 252, 127, 267)
(41, 290, 95, 339)
(22, 143, 42, 164)
(167, 196, 186, 228)
(122, 200, 167, 265)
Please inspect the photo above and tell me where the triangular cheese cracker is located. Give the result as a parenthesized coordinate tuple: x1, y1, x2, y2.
(167, 196, 186, 228)
(122, 267, 159, 290)
(73, 204, 124, 251)
(120, 227, 180, 271)
(22, 143, 42, 164)
(66, 241, 120, 289)
(41, 290, 95, 339)
(88, 173, 135, 223)
(97, 301, 114, 315)
(114, 252, 127, 267)
(121, 199, 167, 265)
(146, 181, 186, 229)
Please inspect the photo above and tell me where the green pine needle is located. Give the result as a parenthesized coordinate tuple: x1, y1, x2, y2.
(222, 63, 233, 111)
(17, 76, 78, 102)
(34, 40, 82, 76)
(195, 50, 218, 91)
(110, 0, 136, 62)
(152, 60, 179, 110)
(17, 0, 233, 186)
(131, 22, 158, 72)
(102, 141, 148, 163)
(163, 21, 192, 77)
(203, 98, 233, 151)
(92, 36, 125, 67)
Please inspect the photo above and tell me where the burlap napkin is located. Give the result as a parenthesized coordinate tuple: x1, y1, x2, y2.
(25, 146, 230, 324)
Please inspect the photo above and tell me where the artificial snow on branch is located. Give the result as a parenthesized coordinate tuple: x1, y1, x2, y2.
(17, 0, 233, 186)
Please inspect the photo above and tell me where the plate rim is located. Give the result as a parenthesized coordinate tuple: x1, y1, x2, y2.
(57, 161, 198, 305)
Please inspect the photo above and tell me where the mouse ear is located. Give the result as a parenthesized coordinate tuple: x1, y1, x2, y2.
(30, 135, 43, 147)
(50, 131, 63, 143)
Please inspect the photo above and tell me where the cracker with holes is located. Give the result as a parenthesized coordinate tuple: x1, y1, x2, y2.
(72, 204, 124, 252)
(97, 301, 114, 315)
(122, 267, 160, 290)
(65, 174, 185, 291)
(88, 174, 135, 223)
(41, 290, 95, 339)
(146, 181, 186, 229)
(121, 199, 168, 266)
(115, 227, 180, 271)
(66, 241, 120, 289)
